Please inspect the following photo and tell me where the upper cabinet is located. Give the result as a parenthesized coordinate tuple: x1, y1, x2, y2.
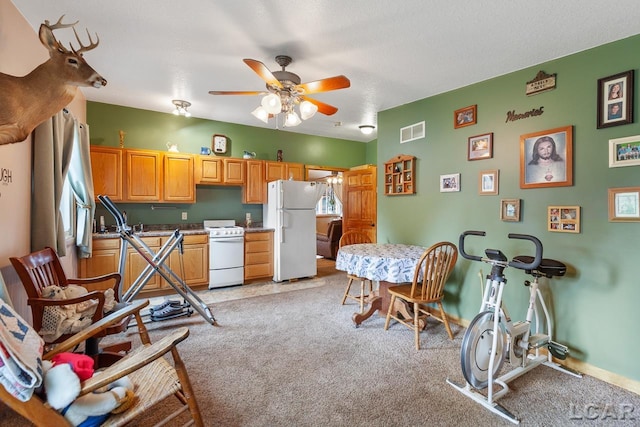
(90, 146, 123, 201)
(196, 156, 245, 186)
(265, 161, 304, 182)
(243, 160, 265, 204)
(91, 146, 195, 203)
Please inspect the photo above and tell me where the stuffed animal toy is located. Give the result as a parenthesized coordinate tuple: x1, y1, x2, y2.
(43, 352, 136, 426)
(39, 285, 117, 342)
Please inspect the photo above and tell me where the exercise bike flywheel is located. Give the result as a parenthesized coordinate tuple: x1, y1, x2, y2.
(460, 310, 507, 389)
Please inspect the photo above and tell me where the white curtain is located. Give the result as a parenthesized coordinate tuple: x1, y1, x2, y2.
(31, 110, 75, 255)
(31, 110, 94, 257)
(67, 122, 95, 258)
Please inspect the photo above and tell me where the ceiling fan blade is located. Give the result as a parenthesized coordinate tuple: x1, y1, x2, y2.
(208, 90, 264, 96)
(243, 58, 283, 89)
(297, 75, 350, 95)
(302, 96, 338, 116)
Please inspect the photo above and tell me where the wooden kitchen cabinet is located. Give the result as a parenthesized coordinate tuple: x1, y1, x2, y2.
(265, 161, 304, 182)
(90, 146, 123, 201)
(197, 156, 245, 186)
(244, 231, 274, 282)
(79, 233, 209, 296)
(243, 160, 265, 204)
(163, 153, 195, 202)
(162, 234, 208, 287)
(125, 149, 162, 201)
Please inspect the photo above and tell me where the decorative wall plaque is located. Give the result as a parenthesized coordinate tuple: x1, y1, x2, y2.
(526, 70, 556, 96)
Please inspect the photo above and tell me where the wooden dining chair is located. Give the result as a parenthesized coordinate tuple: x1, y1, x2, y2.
(384, 241, 458, 350)
(9, 246, 132, 366)
(339, 230, 374, 313)
(0, 299, 204, 427)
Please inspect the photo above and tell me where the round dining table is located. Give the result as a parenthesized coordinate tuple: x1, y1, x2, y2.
(335, 243, 426, 326)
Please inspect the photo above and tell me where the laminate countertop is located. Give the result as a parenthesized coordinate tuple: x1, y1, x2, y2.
(93, 224, 273, 239)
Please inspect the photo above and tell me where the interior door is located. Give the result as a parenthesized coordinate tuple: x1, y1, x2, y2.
(342, 166, 377, 243)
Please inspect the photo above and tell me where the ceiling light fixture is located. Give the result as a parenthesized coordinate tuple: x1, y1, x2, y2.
(172, 99, 192, 117)
(359, 125, 375, 135)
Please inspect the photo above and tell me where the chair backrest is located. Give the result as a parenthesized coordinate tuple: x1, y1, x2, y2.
(410, 242, 458, 301)
(339, 230, 371, 248)
(9, 247, 68, 299)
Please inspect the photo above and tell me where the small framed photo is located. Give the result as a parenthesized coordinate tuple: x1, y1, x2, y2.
(500, 199, 521, 222)
(454, 105, 477, 129)
(548, 206, 581, 233)
(520, 125, 573, 189)
(597, 70, 634, 129)
(609, 135, 640, 168)
(479, 170, 499, 195)
(468, 132, 493, 160)
(440, 173, 460, 192)
(608, 187, 640, 222)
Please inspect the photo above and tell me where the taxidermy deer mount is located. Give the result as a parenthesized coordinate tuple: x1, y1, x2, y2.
(0, 16, 107, 145)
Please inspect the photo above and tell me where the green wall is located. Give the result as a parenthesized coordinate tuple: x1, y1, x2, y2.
(378, 35, 640, 382)
(87, 102, 370, 226)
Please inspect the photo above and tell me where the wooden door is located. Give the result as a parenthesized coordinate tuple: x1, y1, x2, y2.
(125, 149, 161, 201)
(343, 166, 377, 243)
(90, 146, 123, 201)
(163, 153, 195, 202)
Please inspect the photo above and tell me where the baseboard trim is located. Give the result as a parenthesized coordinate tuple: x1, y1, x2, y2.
(436, 308, 640, 396)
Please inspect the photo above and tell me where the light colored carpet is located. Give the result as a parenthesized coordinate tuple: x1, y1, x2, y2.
(3, 265, 640, 426)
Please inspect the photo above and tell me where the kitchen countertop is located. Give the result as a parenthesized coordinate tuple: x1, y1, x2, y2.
(93, 224, 273, 239)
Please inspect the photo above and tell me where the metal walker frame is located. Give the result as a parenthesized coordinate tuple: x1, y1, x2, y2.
(98, 195, 215, 325)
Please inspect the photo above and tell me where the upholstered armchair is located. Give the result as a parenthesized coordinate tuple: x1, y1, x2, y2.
(316, 218, 343, 259)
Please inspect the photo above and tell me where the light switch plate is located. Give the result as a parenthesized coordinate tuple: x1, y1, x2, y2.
(181, 212, 188, 220)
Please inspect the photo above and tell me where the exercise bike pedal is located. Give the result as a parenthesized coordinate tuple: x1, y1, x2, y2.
(548, 341, 569, 360)
(527, 333, 549, 349)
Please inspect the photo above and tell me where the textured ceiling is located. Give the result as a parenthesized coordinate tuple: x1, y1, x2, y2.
(11, 1, 640, 142)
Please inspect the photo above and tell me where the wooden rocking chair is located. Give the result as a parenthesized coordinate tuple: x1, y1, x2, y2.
(0, 299, 204, 426)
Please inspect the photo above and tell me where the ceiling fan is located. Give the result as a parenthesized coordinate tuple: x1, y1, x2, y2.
(209, 55, 350, 126)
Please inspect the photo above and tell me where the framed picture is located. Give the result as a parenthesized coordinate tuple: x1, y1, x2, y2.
(597, 70, 634, 129)
(548, 206, 581, 233)
(439, 173, 460, 192)
(608, 135, 640, 168)
(468, 132, 493, 160)
(479, 170, 499, 195)
(454, 105, 477, 129)
(500, 199, 520, 222)
(520, 125, 573, 189)
(608, 187, 640, 222)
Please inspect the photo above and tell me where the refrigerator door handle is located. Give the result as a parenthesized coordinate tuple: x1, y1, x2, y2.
(278, 209, 284, 243)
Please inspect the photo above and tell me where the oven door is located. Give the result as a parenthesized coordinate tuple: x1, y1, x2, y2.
(209, 236, 244, 269)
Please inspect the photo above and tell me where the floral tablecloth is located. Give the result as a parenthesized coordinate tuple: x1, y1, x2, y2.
(335, 243, 426, 283)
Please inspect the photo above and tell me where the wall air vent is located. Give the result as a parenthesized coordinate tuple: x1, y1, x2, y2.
(400, 121, 425, 143)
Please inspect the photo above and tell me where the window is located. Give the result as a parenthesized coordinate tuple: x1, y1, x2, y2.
(316, 185, 342, 215)
(60, 175, 76, 238)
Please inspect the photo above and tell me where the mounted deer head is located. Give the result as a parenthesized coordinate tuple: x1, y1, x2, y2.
(0, 16, 107, 145)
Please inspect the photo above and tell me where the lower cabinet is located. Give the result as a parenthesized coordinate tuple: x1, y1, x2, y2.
(79, 234, 209, 296)
(244, 231, 274, 283)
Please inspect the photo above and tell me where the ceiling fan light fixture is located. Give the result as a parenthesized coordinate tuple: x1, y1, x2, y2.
(359, 125, 375, 135)
(284, 111, 302, 127)
(251, 106, 270, 123)
(299, 100, 318, 120)
(261, 93, 282, 114)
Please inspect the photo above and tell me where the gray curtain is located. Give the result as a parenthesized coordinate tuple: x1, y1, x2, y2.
(68, 122, 95, 258)
(31, 110, 75, 255)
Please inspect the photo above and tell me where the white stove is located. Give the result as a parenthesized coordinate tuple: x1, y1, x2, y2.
(204, 220, 245, 238)
(204, 220, 245, 288)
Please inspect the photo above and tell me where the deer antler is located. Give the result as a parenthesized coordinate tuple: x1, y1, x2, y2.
(71, 27, 100, 55)
(44, 15, 79, 31)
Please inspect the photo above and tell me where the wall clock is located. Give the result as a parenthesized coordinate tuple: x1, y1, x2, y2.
(213, 134, 228, 154)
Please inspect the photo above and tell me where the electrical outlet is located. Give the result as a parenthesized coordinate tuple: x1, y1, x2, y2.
(181, 212, 188, 220)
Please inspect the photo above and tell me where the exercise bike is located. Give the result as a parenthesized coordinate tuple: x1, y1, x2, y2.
(447, 231, 581, 424)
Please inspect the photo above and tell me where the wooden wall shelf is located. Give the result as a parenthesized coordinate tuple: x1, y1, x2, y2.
(384, 155, 416, 195)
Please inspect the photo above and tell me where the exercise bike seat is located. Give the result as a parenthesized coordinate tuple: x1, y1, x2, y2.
(513, 255, 566, 278)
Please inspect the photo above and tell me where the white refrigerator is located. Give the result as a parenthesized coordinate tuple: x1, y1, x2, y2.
(263, 180, 326, 282)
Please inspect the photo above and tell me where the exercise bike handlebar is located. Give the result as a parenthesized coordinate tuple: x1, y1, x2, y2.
(459, 230, 543, 271)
